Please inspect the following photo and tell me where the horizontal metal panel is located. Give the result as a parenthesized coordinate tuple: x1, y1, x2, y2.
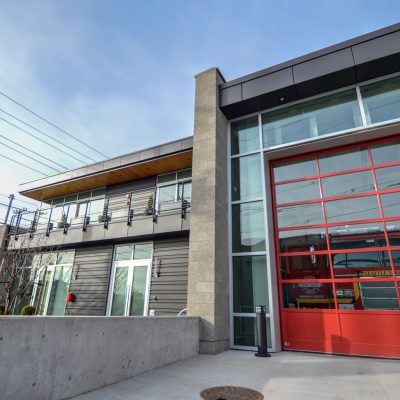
(149, 237, 189, 316)
(293, 48, 355, 84)
(220, 85, 242, 107)
(242, 68, 294, 100)
(352, 31, 400, 64)
(65, 245, 113, 316)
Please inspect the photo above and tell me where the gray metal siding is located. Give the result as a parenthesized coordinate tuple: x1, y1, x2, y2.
(106, 177, 156, 220)
(149, 237, 189, 316)
(65, 246, 113, 316)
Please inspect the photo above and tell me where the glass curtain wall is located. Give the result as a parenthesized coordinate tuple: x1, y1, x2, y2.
(271, 137, 400, 312)
(240, 74, 400, 150)
(230, 116, 273, 349)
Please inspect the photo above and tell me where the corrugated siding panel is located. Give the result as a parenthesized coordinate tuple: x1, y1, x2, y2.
(65, 246, 113, 316)
(149, 237, 189, 316)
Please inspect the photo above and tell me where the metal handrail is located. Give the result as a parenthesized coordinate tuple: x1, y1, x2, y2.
(7, 188, 191, 239)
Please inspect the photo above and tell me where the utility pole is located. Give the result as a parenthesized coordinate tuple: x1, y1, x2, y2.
(4, 194, 14, 225)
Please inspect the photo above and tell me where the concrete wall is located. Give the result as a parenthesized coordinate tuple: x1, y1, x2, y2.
(0, 316, 199, 400)
(187, 68, 230, 354)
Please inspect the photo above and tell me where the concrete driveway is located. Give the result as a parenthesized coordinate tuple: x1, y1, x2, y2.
(70, 350, 400, 400)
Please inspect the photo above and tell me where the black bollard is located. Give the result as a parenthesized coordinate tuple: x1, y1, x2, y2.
(255, 305, 271, 357)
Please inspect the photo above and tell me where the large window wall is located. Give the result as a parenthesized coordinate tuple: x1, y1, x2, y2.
(231, 74, 400, 151)
(271, 138, 400, 312)
(229, 116, 274, 350)
(31, 250, 75, 316)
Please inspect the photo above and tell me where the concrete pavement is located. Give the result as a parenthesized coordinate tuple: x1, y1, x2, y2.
(70, 350, 400, 400)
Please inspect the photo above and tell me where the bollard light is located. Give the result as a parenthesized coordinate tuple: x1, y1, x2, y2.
(255, 305, 271, 357)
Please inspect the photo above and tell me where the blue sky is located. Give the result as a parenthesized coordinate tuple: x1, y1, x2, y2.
(0, 0, 399, 215)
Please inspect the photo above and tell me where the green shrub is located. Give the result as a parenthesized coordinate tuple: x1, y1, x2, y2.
(21, 305, 36, 316)
(0, 304, 5, 315)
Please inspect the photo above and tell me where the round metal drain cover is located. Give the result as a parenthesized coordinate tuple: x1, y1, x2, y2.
(200, 386, 264, 400)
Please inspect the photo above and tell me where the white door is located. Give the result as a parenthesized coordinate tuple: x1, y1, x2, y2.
(109, 260, 151, 316)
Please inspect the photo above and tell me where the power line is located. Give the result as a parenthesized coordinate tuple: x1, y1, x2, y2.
(0, 153, 47, 176)
(0, 132, 68, 171)
(0, 193, 38, 208)
(0, 90, 108, 159)
(0, 141, 61, 173)
(0, 201, 33, 211)
(0, 107, 97, 163)
(0, 115, 87, 164)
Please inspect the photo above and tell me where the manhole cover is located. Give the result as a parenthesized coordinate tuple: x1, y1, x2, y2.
(200, 386, 264, 400)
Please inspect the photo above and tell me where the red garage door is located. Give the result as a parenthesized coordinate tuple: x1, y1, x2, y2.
(271, 136, 400, 358)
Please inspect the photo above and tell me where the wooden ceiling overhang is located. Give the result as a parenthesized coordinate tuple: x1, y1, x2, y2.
(20, 150, 193, 201)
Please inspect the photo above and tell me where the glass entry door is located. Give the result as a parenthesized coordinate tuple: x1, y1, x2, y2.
(109, 260, 151, 316)
(32, 265, 72, 316)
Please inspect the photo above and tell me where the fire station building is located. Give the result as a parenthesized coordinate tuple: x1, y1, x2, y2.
(10, 23, 400, 358)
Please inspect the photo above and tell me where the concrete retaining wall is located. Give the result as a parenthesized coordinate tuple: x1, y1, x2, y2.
(0, 316, 199, 400)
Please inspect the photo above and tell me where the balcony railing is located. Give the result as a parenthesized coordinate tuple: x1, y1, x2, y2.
(8, 188, 191, 240)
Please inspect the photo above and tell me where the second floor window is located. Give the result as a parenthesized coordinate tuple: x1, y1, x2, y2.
(156, 169, 192, 209)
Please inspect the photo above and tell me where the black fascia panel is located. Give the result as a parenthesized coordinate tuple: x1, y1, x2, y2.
(220, 84, 242, 107)
(220, 101, 251, 120)
(220, 85, 250, 119)
(353, 31, 400, 82)
(293, 48, 356, 98)
(242, 68, 298, 114)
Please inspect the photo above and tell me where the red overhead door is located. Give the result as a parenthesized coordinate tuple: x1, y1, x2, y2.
(271, 135, 400, 358)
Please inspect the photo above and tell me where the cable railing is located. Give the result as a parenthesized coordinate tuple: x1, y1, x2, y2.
(8, 188, 191, 240)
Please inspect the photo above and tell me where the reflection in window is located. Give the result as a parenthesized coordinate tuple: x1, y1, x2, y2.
(231, 154, 262, 201)
(375, 165, 400, 190)
(275, 179, 320, 204)
(181, 182, 192, 204)
(371, 140, 400, 165)
(332, 251, 391, 278)
(280, 254, 331, 280)
(385, 221, 400, 246)
(157, 170, 192, 209)
(262, 89, 362, 148)
(115, 244, 153, 261)
(328, 222, 387, 250)
(325, 196, 380, 223)
(232, 201, 265, 252)
(322, 170, 375, 198)
(279, 228, 327, 253)
(361, 75, 400, 125)
(277, 203, 324, 228)
(133, 244, 153, 260)
(319, 147, 370, 174)
(115, 245, 134, 261)
(233, 316, 271, 347)
(336, 282, 399, 310)
(233, 256, 268, 313)
(274, 158, 317, 182)
(231, 116, 259, 155)
(282, 283, 334, 309)
(158, 184, 176, 204)
(88, 198, 105, 224)
(380, 192, 400, 218)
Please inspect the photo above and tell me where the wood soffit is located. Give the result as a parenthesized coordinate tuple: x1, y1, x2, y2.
(21, 150, 193, 201)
